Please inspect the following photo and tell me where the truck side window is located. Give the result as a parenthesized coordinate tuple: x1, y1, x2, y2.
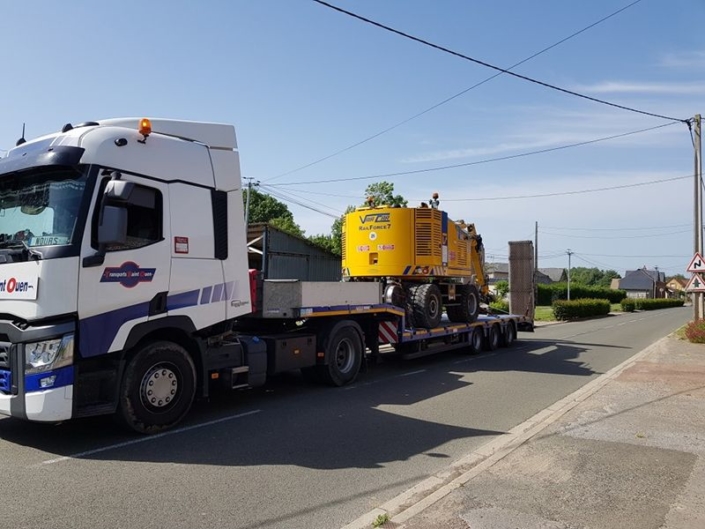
(92, 178, 163, 252)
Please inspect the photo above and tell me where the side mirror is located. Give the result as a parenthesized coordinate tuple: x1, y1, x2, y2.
(98, 205, 128, 245)
(104, 180, 134, 201)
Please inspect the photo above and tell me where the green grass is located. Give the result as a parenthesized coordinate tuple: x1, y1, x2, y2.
(534, 303, 623, 322)
(534, 306, 555, 321)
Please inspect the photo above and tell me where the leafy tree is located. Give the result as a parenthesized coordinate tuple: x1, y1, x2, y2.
(569, 267, 621, 288)
(494, 280, 509, 298)
(243, 188, 304, 237)
(308, 183, 406, 256)
(598, 270, 621, 288)
(363, 181, 408, 208)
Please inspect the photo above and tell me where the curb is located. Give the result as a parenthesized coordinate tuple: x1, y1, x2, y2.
(342, 335, 669, 529)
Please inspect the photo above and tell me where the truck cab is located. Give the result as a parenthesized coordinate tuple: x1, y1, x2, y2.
(0, 118, 254, 431)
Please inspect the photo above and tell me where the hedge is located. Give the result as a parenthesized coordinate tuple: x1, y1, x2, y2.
(552, 298, 610, 320)
(537, 283, 626, 305)
(620, 298, 684, 312)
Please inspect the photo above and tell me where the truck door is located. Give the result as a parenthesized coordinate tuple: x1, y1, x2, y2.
(77, 173, 171, 359)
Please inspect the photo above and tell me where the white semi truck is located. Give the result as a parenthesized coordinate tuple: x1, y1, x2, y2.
(0, 118, 532, 433)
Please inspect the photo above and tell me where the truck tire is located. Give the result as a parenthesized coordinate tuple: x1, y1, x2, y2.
(465, 326, 483, 354)
(484, 324, 500, 351)
(117, 341, 196, 434)
(404, 284, 417, 328)
(447, 284, 480, 323)
(502, 322, 516, 347)
(317, 321, 363, 387)
(412, 283, 443, 329)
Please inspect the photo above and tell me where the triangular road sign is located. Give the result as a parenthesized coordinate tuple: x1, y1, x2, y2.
(686, 273, 705, 292)
(687, 252, 705, 273)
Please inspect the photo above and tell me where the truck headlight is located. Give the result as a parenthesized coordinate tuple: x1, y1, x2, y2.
(25, 335, 74, 374)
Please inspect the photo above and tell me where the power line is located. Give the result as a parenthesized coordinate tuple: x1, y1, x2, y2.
(540, 223, 690, 231)
(267, 0, 646, 182)
(312, 0, 688, 123)
(263, 187, 340, 219)
(266, 122, 682, 186)
(580, 252, 690, 258)
(540, 228, 691, 239)
(259, 184, 342, 216)
(266, 174, 691, 216)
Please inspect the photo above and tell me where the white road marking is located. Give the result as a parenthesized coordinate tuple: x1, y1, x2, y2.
(37, 409, 261, 466)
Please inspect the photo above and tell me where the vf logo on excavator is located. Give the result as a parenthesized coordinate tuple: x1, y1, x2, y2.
(359, 213, 390, 224)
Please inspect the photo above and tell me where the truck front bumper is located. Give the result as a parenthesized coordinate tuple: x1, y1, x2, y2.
(0, 319, 75, 423)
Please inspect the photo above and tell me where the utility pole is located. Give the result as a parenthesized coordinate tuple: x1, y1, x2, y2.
(534, 221, 538, 272)
(244, 177, 259, 227)
(566, 249, 573, 301)
(694, 115, 703, 320)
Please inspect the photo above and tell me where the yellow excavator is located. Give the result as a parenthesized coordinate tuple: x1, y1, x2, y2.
(341, 194, 490, 328)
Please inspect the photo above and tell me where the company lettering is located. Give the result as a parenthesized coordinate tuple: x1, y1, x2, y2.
(0, 278, 32, 293)
(359, 213, 391, 224)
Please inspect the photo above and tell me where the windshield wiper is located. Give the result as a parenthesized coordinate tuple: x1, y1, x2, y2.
(0, 240, 43, 260)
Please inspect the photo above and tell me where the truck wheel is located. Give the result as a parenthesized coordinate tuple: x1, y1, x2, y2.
(502, 322, 516, 347)
(468, 327, 484, 353)
(404, 284, 417, 328)
(448, 284, 480, 323)
(317, 321, 363, 387)
(484, 324, 500, 351)
(117, 341, 196, 434)
(412, 283, 443, 329)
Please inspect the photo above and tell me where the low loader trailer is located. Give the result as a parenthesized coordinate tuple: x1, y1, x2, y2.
(0, 118, 532, 433)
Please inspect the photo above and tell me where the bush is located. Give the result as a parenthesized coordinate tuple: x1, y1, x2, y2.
(552, 298, 610, 320)
(621, 298, 684, 312)
(537, 283, 626, 305)
(489, 300, 509, 313)
(685, 319, 705, 343)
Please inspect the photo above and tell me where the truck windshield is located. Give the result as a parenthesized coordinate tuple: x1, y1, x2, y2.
(0, 167, 87, 248)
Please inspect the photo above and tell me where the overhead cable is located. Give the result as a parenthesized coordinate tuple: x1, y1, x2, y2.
(312, 0, 688, 123)
(267, 0, 646, 181)
(266, 122, 682, 186)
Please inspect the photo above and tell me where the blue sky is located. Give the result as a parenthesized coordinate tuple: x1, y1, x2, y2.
(2, 0, 704, 277)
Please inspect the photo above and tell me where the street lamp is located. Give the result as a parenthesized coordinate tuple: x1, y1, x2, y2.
(566, 249, 573, 300)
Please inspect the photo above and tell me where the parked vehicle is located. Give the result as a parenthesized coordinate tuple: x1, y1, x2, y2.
(0, 118, 532, 433)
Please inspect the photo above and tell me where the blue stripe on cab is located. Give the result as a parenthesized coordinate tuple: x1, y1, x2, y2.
(25, 366, 74, 392)
(79, 302, 150, 358)
(167, 289, 200, 311)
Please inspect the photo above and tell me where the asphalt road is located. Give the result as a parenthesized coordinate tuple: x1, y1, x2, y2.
(0, 307, 690, 529)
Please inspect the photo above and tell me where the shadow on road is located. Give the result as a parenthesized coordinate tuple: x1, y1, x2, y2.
(0, 336, 613, 468)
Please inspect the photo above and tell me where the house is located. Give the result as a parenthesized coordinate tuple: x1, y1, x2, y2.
(618, 268, 667, 299)
(485, 262, 509, 284)
(538, 267, 567, 283)
(666, 277, 687, 298)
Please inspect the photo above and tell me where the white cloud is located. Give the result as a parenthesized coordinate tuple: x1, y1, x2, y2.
(574, 81, 705, 95)
(659, 50, 705, 69)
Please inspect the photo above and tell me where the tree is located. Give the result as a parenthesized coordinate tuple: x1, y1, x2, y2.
(363, 181, 408, 208)
(569, 267, 621, 288)
(494, 280, 509, 298)
(244, 188, 304, 237)
(308, 182, 406, 256)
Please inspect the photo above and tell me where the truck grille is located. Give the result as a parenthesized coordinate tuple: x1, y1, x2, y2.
(0, 342, 12, 394)
(0, 370, 10, 393)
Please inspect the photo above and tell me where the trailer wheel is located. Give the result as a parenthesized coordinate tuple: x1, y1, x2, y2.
(117, 341, 196, 434)
(317, 321, 363, 387)
(469, 327, 484, 353)
(484, 324, 500, 351)
(412, 283, 443, 329)
(502, 322, 516, 347)
(447, 284, 480, 323)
